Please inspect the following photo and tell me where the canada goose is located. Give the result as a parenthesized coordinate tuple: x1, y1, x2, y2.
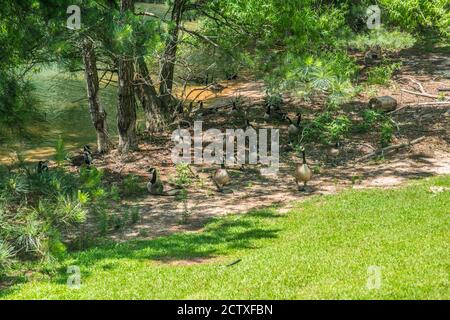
(147, 168, 164, 195)
(327, 142, 341, 157)
(326, 142, 341, 165)
(295, 148, 312, 191)
(147, 168, 182, 196)
(263, 105, 271, 120)
(83, 145, 92, 154)
(364, 45, 382, 65)
(213, 163, 230, 192)
(263, 103, 286, 121)
(243, 119, 256, 131)
(176, 103, 184, 114)
(71, 146, 93, 167)
(71, 151, 92, 167)
(209, 83, 226, 96)
(173, 125, 183, 144)
(37, 161, 49, 174)
(229, 101, 239, 115)
(196, 101, 204, 118)
(287, 113, 302, 137)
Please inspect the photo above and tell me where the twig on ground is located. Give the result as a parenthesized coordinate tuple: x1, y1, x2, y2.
(389, 101, 450, 114)
(355, 136, 426, 162)
(405, 77, 426, 93)
(401, 89, 441, 100)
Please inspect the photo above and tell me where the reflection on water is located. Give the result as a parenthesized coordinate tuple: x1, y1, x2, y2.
(0, 64, 242, 164)
(1, 4, 208, 164)
(0, 67, 120, 163)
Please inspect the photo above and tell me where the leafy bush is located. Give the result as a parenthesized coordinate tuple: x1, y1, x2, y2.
(367, 62, 401, 85)
(0, 71, 44, 144)
(380, 120, 394, 147)
(265, 92, 283, 110)
(169, 164, 194, 189)
(355, 109, 383, 133)
(0, 158, 121, 269)
(346, 29, 416, 52)
(122, 174, 145, 196)
(304, 112, 351, 145)
(0, 240, 15, 275)
(379, 0, 450, 36)
(273, 52, 360, 108)
(54, 136, 68, 166)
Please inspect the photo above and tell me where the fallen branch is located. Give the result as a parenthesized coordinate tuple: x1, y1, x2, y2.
(355, 136, 426, 162)
(389, 101, 450, 114)
(404, 77, 425, 93)
(401, 89, 440, 99)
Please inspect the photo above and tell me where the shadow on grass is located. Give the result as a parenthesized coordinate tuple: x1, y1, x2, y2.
(78, 209, 282, 263)
(0, 208, 283, 296)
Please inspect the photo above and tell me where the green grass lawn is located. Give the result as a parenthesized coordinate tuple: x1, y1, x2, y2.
(1, 176, 449, 299)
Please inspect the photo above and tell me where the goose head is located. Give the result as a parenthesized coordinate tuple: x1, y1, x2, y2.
(37, 161, 49, 173)
(83, 151, 92, 165)
(295, 113, 302, 125)
(264, 105, 271, 119)
(148, 168, 158, 184)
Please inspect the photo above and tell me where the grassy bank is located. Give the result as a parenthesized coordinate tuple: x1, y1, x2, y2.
(1, 176, 449, 299)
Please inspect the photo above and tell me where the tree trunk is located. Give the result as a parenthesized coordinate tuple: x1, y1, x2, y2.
(158, 0, 185, 105)
(81, 38, 112, 153)
(117, 0, 138, 153)
(136, 57, 169, 132)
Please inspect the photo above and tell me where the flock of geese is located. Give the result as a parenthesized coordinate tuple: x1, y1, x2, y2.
(36, 85, 343, 196)
(182, 90, 317, 193)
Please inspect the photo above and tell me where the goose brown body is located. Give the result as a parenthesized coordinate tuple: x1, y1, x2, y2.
(71, 145, 93, 167)
(288, 113, 302, 137)
(213, 164, 230, 191)
(147, 168, 164, 195)
(326, 142, 341, 165)
(295, 150, 312, 191)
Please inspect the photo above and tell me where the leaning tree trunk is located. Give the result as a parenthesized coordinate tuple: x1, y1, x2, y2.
(158, 0, 185, 105)
(136, 57, 170, 132)
(82, 38, 112, 153)
(117, 0, 138, 153)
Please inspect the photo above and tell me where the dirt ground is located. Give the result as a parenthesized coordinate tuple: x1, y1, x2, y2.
(93, 46, 449, 241)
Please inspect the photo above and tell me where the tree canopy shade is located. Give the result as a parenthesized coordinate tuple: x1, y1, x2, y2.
(0, 0, 448, 149)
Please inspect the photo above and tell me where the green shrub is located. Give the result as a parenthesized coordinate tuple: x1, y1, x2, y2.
(54, 136, 68, 166)
(346, 29, 416, 52)
(355, 109, 383, 133)
(169, 164, 194, 189)
(130, 207, 141, 225)
(367, 62, 401, 85)
(0, 240, 14, 274)
(304, 112, 351, 145)
(265, 92, 283, 109)
(379, 0, 450, 36)
(0, 161, 118, 269)
(380, 120, 394, 147)
(122, 174, 144, 196)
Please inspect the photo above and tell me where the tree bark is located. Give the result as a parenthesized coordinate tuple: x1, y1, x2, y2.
(158, 0, 185, 105)
(117, 0, 138, 153)
(135, 57, 169, 132)
(81, 38, 112, 153)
